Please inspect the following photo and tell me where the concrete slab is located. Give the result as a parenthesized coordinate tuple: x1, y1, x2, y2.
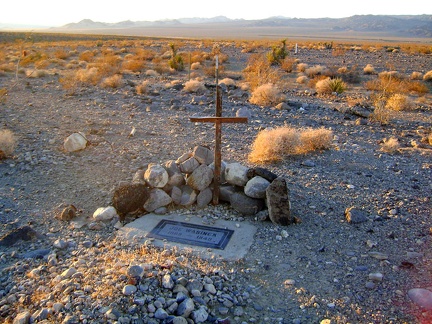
(116, 213, 257, 261)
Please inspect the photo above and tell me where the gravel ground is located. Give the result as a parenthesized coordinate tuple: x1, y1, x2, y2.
(0, 40, 431, 323)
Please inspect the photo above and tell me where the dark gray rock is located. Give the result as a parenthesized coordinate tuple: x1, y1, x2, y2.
(0, 226, 44, 247)
(345, 207, 369, 224)
(230, 192, 264, 215)
(266, 177, 293, 226)
(112, 183, 150, 221)
(247, 167, 278, 182)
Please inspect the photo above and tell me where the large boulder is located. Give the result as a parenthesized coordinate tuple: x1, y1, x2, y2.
(225, 162, 249, 187)
(266, 177, 292, 226)
(187, 164, 213, 191)
(112, 183, 150, 220)
(244, 176, 270, 199)
(144, 188, 173, 212)
(144, 164, 169, 188)
(230, 192, 264, 215)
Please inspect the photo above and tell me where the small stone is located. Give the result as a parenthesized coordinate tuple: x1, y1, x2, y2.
(154, 308, 168, 320)
(127, 265, 144, 279)
(368, 251, 389, 260)
(345, 207, 368, 224)
(53, 239, 68, 249)
(365, 281, 376, 289)
(191, 306, 208, 323)
(369, 272, 384, 282)
(408, 288, 432, 310)
(144, 163, 169, 188)
(61, 268, 77, 278)
(93, 206, 118, 222)
(162, 274, 175, 289)
(123, 284, 137, 296)
(64, 132, 87, 152)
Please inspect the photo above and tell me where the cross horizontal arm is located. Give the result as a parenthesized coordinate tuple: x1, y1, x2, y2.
(190, 117, 248, 123)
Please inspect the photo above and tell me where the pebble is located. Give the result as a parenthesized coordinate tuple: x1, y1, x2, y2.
(408, 288, 432, 310)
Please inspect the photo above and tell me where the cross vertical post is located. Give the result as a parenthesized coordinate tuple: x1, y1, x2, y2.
(190, 56, 247, 205)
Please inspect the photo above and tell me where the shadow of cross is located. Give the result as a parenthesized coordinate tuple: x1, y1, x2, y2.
(190, 85, 247, 204)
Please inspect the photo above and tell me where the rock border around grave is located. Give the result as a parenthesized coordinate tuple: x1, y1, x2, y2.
(105, 145, 293, 226)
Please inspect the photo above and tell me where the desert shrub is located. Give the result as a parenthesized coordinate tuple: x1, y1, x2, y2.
(243, 54, 281, 91)
(93, 54, 121, 76)
(363, 64, 376, 75)
(305, 65, 327, 78)
(424, 70, 432, 82)
(385, 94, 414, 111)
(79, 50, 95, 62)
(248, 126, 333, 164)
(0, 88, 7, 103)
(191, 62, 201, 70)
(249, 83, 285, 106)
(121, 59, 145, 72)
(281, 57, 297, 73)
(299, 128, 334, 153)
(184, 79, 205, 93)
(0, 129, 17, 159)
(26, 69, 47, 78)
(315, 77, 346, 95)
(59, 71, 80, 95)
(297, 63, 308, 72)
(136, 80, 150, 94)
(410, 71, 423, 80)
(380, 137, 400, 154)
(219, 78, 236, 87)
(296, 75, 308, 84)
(76, 67, 102, 85)
(370, 95, 392, 125)
(145, 69, 159, 77)
(266, 39, 288, 65)
(168, 44, 184, 71)
(100, 74, 122, 88)
(54, 50, 69, 60)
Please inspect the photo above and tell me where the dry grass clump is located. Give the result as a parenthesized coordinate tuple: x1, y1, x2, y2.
(121, 59, 145, 72)
(248, 126, 333, 164)
(281, 57, 297, 73)
(100, 74, 122, 88)
(363, 64, 376, 75)
(369, 96, 393, 125)
(184, 79, 206, 93)
(305, 65, 327, 78)
(315, 77, 346, 95)
(410, 71, 423, 80)
(385, 94, 414, 111)
(145, 69, 159, 77)
(243, 54, 281, 91)
(380, 137, 400, 153)
(296, 75, 308, 84)
(423, 70, 432, 82)
(136, 80, 150, 94)
(79, 50, 95, 62)
(191, 62, 201, 70)
(75, 67, 102, 85)
(297, 63, 308, 72)
(0, 129, 17, 160)
(249, 83, 285, 107)
(219, 78, 236, 87)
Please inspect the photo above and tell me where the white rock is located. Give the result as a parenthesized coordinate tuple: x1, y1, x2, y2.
(63, 132, 87, 152)
(225, 162, 249, 187)
(144, 189, 172, 212)
(144, 163, 169, 188)
(93, 206, 118, 221)
(187, 164, 213, 191)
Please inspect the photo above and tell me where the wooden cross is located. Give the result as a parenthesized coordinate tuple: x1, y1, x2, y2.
(190, 56, 248, 205)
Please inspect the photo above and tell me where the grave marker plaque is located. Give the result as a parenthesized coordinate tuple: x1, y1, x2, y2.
(146, 219, 234, 250)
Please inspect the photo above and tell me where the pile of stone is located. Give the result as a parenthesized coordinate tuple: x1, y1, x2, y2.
(109, 145, 293, 226)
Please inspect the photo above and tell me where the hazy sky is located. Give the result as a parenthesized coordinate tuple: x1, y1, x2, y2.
(1, 0, 430, 26)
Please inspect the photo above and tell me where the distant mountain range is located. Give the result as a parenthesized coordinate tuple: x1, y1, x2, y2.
(55, 15, 432, 39)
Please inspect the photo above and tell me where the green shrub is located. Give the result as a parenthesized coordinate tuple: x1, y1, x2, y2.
(266, 39, 288, 65)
